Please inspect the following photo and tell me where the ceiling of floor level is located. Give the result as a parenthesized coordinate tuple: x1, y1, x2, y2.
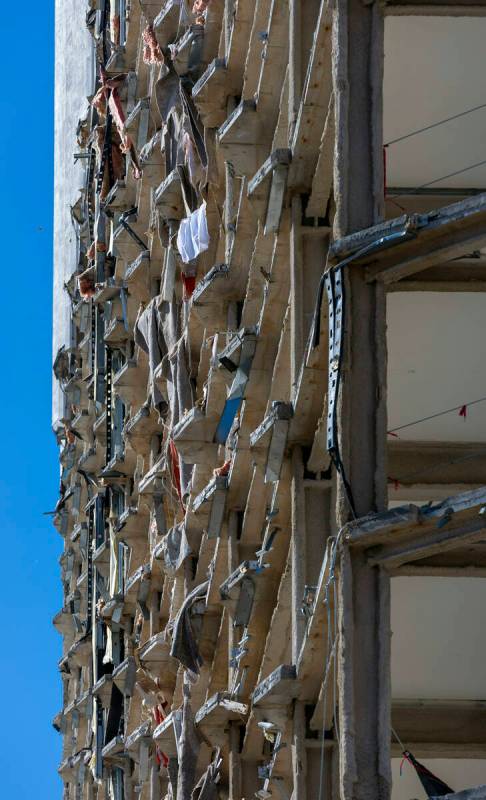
(384, 17, 486, 190)
(391, 578, 486, 797)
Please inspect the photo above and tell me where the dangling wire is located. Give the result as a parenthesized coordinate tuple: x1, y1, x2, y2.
(388, 395, 486, 435)
(384, 101, 486, 147)
(317, 530, 346, 800)
(391, 724, 406, 754)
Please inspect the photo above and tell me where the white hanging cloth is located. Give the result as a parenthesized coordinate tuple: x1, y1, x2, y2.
(176, 202, 210, 263)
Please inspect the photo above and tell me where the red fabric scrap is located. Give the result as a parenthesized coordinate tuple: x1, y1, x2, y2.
(93, 69, 141, 179)
(169, 439, 185, 510)
(459, 404, 467, 418)
(152, 705, 169, 767)
(182, 273, 196, 299)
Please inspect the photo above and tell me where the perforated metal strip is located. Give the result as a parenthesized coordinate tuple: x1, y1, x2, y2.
(105, 347, 113, 465)
(86, 147, 96, 241)
(325, 266, 343, 455)
(86, 504, 94, 633)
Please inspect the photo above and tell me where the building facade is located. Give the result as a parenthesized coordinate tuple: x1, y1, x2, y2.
(53, 1, 486, 799)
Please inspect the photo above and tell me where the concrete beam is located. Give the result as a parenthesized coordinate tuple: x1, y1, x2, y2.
(387, 259, 486, 292)
(388, 440, 486, 486)
(346, 485, 486, 570)
(385, 0, 486, 16)
(392, 700, 486, 753)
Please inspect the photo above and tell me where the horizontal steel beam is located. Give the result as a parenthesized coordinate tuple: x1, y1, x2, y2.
(329, 193, 486, 283)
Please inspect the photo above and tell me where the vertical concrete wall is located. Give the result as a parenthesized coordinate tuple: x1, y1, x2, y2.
(52, 0, 94, 429)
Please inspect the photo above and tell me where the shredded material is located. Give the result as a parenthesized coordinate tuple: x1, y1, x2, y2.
(159, 522, 192, 576)
(169, 439, 185, 509)
(110, 13, 120, 46)
(78, 270, 96, 298)
(193, 0, 210, 24)
(177, 683, 201, 800)
(177, 203, 210, 263)
(182, 131, 205, 191)
(181, 273, 196, 299)
(143, 24, 164, 65)
(191, 750, 222, 799)
(170, 581, 209, 674)
(93, 124, 125, 197)
(64, 426, 76, 446)
(92, 70, 141, 179)
(213, 460, 231, 477)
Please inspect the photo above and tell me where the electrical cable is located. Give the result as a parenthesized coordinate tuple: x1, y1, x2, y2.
(391, 725, 407, 753)
(318, 554, 335, 800)
(118, 207, 149, 251)
(388, 158, 486, 202)
(385, 101, 486, 147)
(317, 531, 346, 800)
(388, 395, 486, 434)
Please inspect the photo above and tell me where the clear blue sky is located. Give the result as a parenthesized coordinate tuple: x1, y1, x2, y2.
(0, 4, 62, 795)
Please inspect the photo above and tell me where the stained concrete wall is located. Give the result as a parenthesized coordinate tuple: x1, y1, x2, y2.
(384, 17, 486, 190)
(388, 293, 486, 443)
(392, 577, 486, 700)
(52, 0, 94, 428)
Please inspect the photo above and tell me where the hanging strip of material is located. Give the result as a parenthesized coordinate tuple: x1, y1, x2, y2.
(325, 267, 344, 455)
(96, 111, 114, 197)
(325, 267, 356, 517)
(86, 147, 96, 242)
(100, 0, 110, 67)
(90, 300, 96, 374)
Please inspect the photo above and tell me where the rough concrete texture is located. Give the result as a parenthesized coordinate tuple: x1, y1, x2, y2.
(52, 0, 93, 428)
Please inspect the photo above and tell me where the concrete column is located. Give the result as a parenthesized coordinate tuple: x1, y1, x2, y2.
(229, 721, 242, 799)
(291, 446, 306, 663)
(332, 2, 391, 800)
(291, 447, 308, 800)
(289, 0, 302, 141)
(290, 196, 304, 397)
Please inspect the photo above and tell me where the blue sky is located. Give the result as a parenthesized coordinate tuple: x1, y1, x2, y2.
(0, 4, 62, 795)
